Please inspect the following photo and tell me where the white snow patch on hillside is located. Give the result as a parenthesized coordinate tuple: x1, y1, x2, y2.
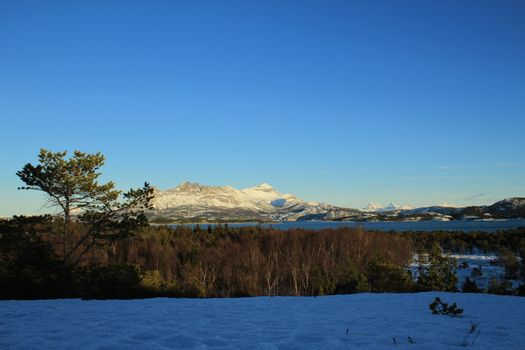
(2, 292, 525, 349)
(438, 202, 461, 208)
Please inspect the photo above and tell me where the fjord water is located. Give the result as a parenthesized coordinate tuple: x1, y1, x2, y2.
(174, 219, 525, 232)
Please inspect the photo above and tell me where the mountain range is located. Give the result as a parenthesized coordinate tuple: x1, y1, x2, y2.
(147, 182, 525, 223)
(362, 202, 416, 212)
(148, 182, 360, 223)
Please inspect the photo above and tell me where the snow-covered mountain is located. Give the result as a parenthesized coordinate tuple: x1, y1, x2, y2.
(362, 202, 383, 212)
(151, 182, 302, 212)
(362, 202, 415, 213)
(485, 197, 525, 218)
(148, 182, 360, 222)
(488, 197, 525, 211)
(147, 183, 524, 222)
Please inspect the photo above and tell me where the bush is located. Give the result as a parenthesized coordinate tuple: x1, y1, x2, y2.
(487, 278, 514, 296)
(0, 216, 75, 299)
(335, 271, 369, 294)
(78, 264, 142, 299)
(311, 267, 336, 296)
(516, 284, 525, 297)
(429, 297, 463, 317)
(141, 270, 166, 290)
(365, 257, 414, 292)
(462, 277, 481, 293)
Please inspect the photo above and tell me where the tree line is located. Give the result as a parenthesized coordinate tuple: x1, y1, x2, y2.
(3, 215, 524, 299)
(1, 218, 417, 298)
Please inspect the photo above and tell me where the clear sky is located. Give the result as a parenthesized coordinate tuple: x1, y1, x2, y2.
(1, 0, 524, 216)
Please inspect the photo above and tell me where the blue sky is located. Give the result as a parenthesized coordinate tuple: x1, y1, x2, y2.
(1, 0, 524, 216)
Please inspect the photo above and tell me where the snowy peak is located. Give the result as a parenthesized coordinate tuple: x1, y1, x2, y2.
(486, 197, 525, 215)
(242, 183, 282, 198)
(174, 182, 204, 192)
(362, 202, 415, 212)
(497, 197, 525, 209)
(151, 182, 302, 212)
(362, 202, 384, 212)
(384, 203, 399, 211)
(246, 183, 274, 191)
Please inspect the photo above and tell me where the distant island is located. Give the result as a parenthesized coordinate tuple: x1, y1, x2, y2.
(147, 182, 525, 223)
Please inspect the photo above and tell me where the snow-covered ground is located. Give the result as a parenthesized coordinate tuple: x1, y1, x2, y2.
(410, 254, 520, 290)
(2, 293, 525, 349)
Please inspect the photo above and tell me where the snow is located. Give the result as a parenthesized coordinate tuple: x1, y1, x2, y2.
(151, 182, 303, 212)
(363, 203, 415, 212)
(438, 202, 460, 208)
(2, 293, 525, 349)
(362, 202, 384, 212)
(383, 203, 398, 211)
(410, 254, 511, 290)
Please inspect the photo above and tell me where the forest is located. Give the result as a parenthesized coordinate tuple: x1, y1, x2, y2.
(2, 215, 525, 299)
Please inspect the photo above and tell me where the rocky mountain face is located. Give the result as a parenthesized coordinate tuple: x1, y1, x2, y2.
(148, 182, 360, 223)
(147, 182, 525, 223)
(395, 198, 525, 220)
(485, 198, 525, 218)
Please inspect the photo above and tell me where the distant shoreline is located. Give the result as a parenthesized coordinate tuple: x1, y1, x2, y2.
(152, 218, 525, 233)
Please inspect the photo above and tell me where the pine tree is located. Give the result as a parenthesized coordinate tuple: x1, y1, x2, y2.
(418, 242, 458, 292)
(17, 149, 153, 265)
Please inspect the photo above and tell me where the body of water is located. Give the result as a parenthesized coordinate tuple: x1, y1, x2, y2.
(172, 219, 525, 232)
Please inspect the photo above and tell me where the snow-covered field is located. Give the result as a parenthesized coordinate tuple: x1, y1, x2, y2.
(2, 293, 525, 349)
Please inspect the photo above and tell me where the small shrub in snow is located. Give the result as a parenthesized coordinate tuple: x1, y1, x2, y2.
(392, 336, 416, 345)
(487, 278, 514, 295)
(516, 284, 525, 297)
(462, 322, 480, 347)
(462, 277, 481, 293)
(429, 297, 463, 317)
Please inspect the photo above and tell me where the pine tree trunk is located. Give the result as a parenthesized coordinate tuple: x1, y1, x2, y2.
(63, 202, 70, 264)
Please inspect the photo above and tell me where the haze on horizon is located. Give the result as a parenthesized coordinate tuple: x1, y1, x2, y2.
(1, 1, 524, 217)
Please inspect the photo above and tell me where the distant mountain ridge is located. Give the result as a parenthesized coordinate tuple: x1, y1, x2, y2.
(147, 182, 525, 223)
(148, 182, 360, 223)
(362, 202, 416, 212)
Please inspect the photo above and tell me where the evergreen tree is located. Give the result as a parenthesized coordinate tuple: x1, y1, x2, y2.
(418, 242, 458, 292)
(496, 247, 519, 279)
(17, 149, 153, 266)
